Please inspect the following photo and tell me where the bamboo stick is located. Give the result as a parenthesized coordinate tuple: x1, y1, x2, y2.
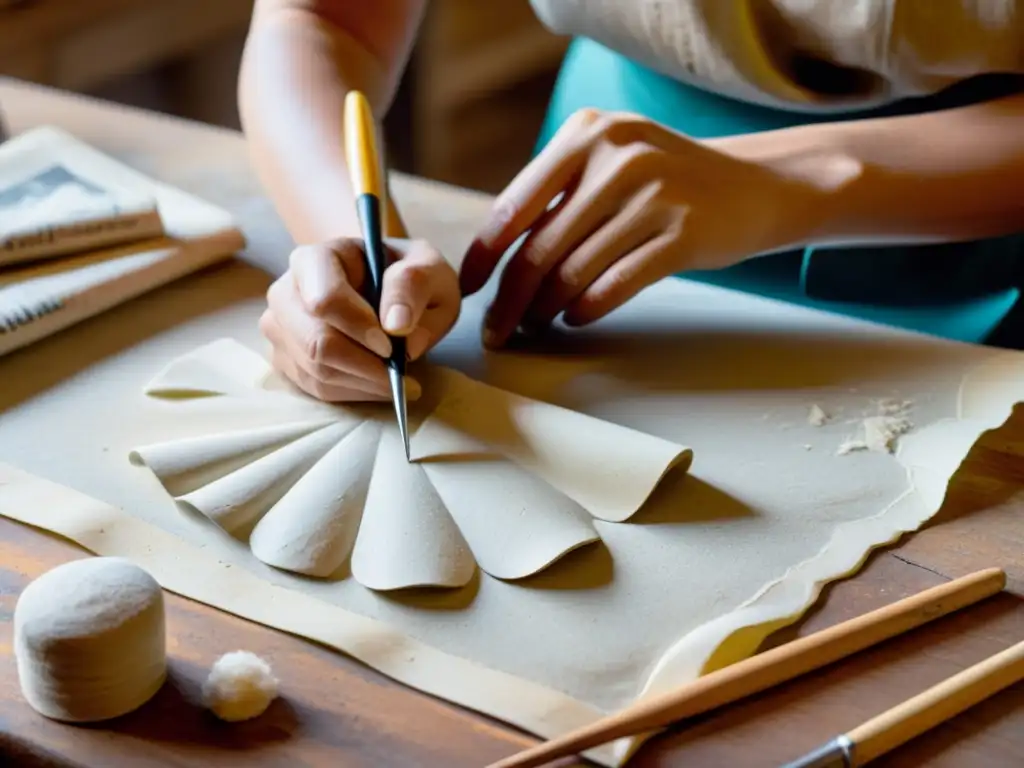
(488, 568, 1007, 768)
(848, 637, 1024, 764)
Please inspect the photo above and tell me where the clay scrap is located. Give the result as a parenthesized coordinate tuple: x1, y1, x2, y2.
(14, 557, 167, 722)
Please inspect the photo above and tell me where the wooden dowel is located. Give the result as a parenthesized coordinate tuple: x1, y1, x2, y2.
(488, 568, 1006, 768)
(847, 637, 1024, 764)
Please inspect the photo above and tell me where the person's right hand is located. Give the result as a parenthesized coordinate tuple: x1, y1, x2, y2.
(261, 237, 460, 402)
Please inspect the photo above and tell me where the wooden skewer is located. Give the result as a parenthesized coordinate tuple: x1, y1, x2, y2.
(783, 636, 1024, 767)
(487, 568, 1006, 768)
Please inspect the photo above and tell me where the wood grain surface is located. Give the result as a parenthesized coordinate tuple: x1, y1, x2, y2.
(0, 0, 253, 92)
(0, 78, 1022, 767)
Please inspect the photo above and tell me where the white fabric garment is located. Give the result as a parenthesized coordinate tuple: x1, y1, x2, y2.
(530, 0, 1024, 111)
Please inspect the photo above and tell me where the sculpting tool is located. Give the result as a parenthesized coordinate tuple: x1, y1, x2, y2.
(344, 90, 410, 460)
(487, 567, 1006, 768)
(783, 636, 1024, 767)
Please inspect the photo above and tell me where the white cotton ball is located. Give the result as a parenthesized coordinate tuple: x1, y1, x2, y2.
(202, 651, 278, 722)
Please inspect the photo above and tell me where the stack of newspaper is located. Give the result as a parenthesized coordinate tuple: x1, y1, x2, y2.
(0, 126, 244, 357)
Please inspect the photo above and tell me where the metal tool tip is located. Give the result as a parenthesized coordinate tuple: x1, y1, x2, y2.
(388, 367, 411, 462)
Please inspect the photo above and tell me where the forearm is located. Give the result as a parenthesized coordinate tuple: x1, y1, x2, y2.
(239, 4, 416, 246)
(715, 93, 1024, 248)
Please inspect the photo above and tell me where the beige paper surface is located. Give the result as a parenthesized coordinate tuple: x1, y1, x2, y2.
(126, 337, 691, 590)
(0, 463, 610, 759)
(1, 264, 1023, 766)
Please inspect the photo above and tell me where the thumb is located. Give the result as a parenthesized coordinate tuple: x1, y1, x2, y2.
(379, 248, 438, 336)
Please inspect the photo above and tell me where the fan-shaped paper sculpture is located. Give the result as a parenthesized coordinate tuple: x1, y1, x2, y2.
(129, 339, 692, 591)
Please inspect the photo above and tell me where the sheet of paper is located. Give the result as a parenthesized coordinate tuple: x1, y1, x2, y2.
(127, 338, 691, 589)
(1, 260, 1022, 766)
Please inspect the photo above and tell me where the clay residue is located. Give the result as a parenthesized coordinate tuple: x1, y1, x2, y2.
(808, 404, 829, 427)
(836, 439, 867, 456)
(877, 398, 914, 416)
(836, 399, 914, 456)
(862, 415, 913, 452)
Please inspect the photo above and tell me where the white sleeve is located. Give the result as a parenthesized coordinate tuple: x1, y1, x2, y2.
(529, 0, 1024, 111)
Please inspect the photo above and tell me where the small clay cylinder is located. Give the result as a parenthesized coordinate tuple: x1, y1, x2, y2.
(14, 557, 167, 722)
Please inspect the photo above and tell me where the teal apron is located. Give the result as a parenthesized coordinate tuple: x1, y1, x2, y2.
(536, 39, 1024, 348)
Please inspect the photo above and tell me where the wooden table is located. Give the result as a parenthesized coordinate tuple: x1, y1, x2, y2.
(1, 78, 1023, 768)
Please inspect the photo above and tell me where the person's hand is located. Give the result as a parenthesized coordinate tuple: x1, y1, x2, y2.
(459, 108, 826, 347)
(261, 238, 460, 402)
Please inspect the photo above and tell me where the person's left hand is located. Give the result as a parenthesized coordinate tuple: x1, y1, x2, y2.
(458, 108, 827, 347)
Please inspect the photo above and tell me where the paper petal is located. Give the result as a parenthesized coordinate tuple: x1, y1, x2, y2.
(351, 427, 476, 591)
(130, 419, 334, 496)
(131, 340, 692, 594)
(418, 418, 600, 580)
(177, 421, 354, 533)
(144, 338, 273, 398)
(432, 370, 692, 522)
(250, 421, 382, 578)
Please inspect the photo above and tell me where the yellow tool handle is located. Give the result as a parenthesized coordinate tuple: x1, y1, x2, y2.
(343, 90, 407, 238)
(343, 90, 383, 199)
(848, 636, 1024, 764)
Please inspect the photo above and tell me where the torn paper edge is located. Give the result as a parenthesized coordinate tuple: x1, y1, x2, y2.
(616, 353, 1024, 764)
(2, 350, 1022, 768)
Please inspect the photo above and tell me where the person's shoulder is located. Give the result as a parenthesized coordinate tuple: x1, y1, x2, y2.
(528, 0, 1024, 109)
(888, 0, 1024, 82)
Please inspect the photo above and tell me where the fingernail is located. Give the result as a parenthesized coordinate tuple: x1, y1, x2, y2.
(365, 328, 392, 357)
(384, 304, 413, 333)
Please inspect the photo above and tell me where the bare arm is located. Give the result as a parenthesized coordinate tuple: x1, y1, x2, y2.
(238, 0, 427, 246)
(241, 0, 460, 405)
(715, 92, 1024, 248)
